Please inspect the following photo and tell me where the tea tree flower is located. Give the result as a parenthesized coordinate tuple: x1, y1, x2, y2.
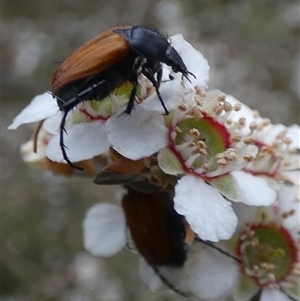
(230, 177, 299, 301)
(83, 194, 192, 296)
(8, 34, 208, 170)
(8, 28, 299, 300)
(108, 90, 277, 242)
(83, 203, 127, 257)
(181, 131, 300, 301)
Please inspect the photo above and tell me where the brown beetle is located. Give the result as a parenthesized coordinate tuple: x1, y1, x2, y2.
(122, 188, 189, 295)
(52, 25, 195, 169)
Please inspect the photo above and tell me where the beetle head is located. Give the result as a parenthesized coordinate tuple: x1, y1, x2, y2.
(165, 46, 195, 82)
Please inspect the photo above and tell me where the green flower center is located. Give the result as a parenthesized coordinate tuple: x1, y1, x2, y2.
(238, 224, 298, 286)
(171, 115, 231, 174)
(90, 82, 134, 115)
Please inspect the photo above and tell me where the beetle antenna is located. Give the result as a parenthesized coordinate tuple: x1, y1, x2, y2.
(152, 265, 191, 297)
(47, 90, 54, 97)
(47, 90, 72, 111)
(59, 110, 84, 171)
(47, 90, 64, 104)
(195, 238, 242, 263)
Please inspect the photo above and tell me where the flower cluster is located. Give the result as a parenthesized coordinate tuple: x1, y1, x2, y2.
(9, 33, 299, 300)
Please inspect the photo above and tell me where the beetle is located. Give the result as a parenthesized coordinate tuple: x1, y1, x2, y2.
(52, 25, 195, 170)
(122, 188, 189, 296)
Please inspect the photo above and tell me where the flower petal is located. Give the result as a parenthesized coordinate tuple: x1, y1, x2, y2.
(231, 171, 277, 206)
(210, 174, 243, 203)
(225, 95, 262, 135)
(232, 272, 259, 301)
(287, 124, 300, 149)
(152, 266, 190, 296)
(83, 203, 126, 257)
(277, 180, 300, 230)
(185, 247, 238, 300)
(21, 139, 47, 162)
(284, 285, 300, 301)
(157, 147, 184, 175)
(139, 78, 186, 113)
(139, 258, 191, 296)
(106, 106, 168, 160)
(139, 258, 164, 291)
(260, 288, 291, 301)
(232, 203, 258, 232)
(46, 120, 109, 163)
(42, 113, 62, 135)
(8, 92, 59, 129)
(174, 175, 238, 241)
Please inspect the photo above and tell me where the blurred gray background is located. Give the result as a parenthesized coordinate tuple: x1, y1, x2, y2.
(1, 0, 299, 300)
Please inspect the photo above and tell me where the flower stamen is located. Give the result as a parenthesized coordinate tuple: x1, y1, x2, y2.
(237, 223, 299, 288)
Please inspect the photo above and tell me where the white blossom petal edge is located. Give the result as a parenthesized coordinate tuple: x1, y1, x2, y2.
(83, 203, 126, 257)
(287, 124, 300, 149)
(231, 171, 277, 206)
(186, 248, 238, 300)
(46, 120, 110, 162)
(139, 258, 164, 292)
(139, 78, 186, 113)
(260, 288, 291, 301)
(106, 106, 168, 160)
(8, 92, 59, 129)
(174, 175, 238, 241)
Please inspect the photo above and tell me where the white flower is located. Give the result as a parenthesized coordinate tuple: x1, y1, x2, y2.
(110, 90, 278, 242)
(174, 175, 237, 241)
(8, 92, 59, 129)
(82, 200, 233, 300)
(184, 170, 300, 301)
(82, 201, 190, 295)
(83, 203, 126, 257)
(185, 246, 239, 300)
(105, 35, 209, 158)
(46, 120, 109, 163)
(83, 199, 232, 301)
(105, 106, 169, 160)
(8, 34, 209, 170)
(233, 180, 299, 301)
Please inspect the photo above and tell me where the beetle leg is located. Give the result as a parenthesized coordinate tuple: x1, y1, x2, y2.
(156, 66, 163, 88)
(59, 110, 84, 171)
(125, 73, 139, 115)
(141, 66, 169, 115)
(133, 57, 147, 75)
(123, 57, 147, 115)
